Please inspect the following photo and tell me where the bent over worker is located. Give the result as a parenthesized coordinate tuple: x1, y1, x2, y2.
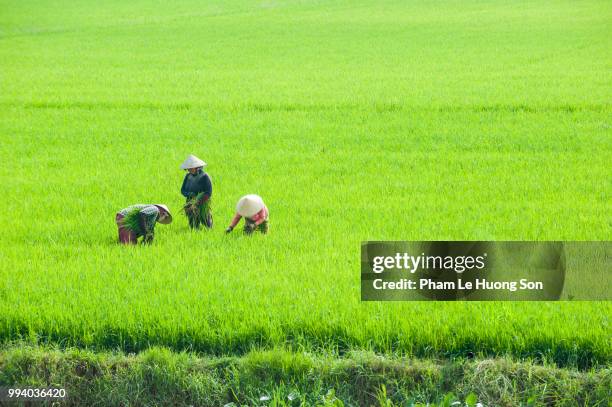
(115, 204, 172, 244)
(225, 194, 269, 235)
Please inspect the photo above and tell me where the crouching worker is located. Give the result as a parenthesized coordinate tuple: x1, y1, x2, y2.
(225, 194, 269, 235)
(180, 154, 213, 229)
(115, 204, 172, 244)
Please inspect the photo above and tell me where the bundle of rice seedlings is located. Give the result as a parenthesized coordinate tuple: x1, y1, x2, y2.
(119, 207, 144, 235)
(183, 193, 212, 228)
(198, 192, 212, 218)
(183, 197, 199, 217)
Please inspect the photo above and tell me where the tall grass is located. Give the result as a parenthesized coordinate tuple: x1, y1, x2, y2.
(1, 345, 609, 406)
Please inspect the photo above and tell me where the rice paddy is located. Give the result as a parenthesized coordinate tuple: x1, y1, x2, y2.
(0, 0, 610, 403)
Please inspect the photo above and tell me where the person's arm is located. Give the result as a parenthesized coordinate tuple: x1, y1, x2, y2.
(253, 205, 269, 226)
(140, 206, 159, 243)
(225, 213, 242, 233)
(180, 175, 191, 198)
(197, 174, 212, 203)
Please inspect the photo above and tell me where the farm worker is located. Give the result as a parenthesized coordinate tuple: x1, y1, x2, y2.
(225, 194, 269, 235)
(115, 204, 172, 245)
(180, 154, 213, 229)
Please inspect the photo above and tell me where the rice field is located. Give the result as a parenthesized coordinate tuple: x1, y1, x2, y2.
(0, 0, 610, 385)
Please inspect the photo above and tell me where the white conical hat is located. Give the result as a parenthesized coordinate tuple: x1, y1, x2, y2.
(154, 204, 173, 224)
(180, 154, 207, 170)
(236, 194, 264, 218)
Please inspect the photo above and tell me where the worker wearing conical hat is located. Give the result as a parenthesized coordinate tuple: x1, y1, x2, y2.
(180, 154, 213, 229)
(115, 204, 172, 244)
(225, 194, 269, 235)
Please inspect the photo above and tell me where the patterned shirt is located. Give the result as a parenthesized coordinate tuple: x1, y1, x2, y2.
(118, 204, 160, 234)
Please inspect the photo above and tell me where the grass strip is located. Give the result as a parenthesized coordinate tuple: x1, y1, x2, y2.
(1, 345, 609, 406)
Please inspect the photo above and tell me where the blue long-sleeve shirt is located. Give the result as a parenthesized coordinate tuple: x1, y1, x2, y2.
(181, 169, 212, 199)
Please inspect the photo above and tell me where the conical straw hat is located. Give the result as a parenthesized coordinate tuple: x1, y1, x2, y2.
(154, 204, 173, 224)
(236, 194, 264, 218)
(180, 154, 207, 170)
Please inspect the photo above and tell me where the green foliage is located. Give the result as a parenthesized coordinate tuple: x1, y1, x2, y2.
(119, 207, 143, 235)
(184, 192, 212, 228)
(0, 0, 610, 387)
(0, 345, 609, 406)
(465, 392, 478, 407)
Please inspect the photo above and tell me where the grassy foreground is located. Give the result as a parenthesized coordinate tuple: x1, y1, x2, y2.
(1, 345, 610, 406)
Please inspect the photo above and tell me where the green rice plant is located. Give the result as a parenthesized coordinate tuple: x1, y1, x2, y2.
(183, 192, 212, 228)
(119, 208, 143, 235)
(0, 0, 609, 380)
